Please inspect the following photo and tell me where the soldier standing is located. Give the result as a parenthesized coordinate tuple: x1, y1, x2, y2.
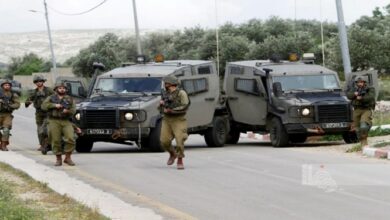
(0, 80, 20, 151)
(42, 83, 76, 166)
(159, 76, 190, 170)
(347, 76, 376, 147)
(25, 75, 54, 151)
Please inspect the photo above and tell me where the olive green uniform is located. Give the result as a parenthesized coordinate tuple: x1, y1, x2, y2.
(41, 94, 76, 155)
(0, 90, 20, 143)
(26, 86, 54, 146)
(160, 89, 189, 158)
(347, 85, 376, 146)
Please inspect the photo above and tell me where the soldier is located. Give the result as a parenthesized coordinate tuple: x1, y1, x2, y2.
(25, 75, 54, 151)
(41, 83, 76, 166)
(159, 76, 190, 170)
(0, 80, 20, 151)
(347, 76, 376, 147)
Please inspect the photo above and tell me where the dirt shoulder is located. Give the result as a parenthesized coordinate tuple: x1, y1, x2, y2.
(293, 134, 390, 162)
(0, 162, 109, 220)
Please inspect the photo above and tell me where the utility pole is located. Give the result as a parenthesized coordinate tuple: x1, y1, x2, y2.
(132, 0, 142, 55)
(43, 0, 57, 83)
(335, 0, 352, 80)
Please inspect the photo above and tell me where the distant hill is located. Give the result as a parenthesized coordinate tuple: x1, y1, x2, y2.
(0, 29, 156, 65)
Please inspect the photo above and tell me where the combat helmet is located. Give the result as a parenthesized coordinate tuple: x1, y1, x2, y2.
(53, 82, 68, 91)
(33, 75, 47, 83)
(0, 79, 12, 87)
(163, 75, 179, 85)
(355, 75, 368, 83)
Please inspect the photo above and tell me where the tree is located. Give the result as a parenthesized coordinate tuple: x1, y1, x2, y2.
(70, 33, 121, 77)
(8, 53, 50, 76)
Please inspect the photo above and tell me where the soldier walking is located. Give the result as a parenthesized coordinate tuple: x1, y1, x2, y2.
(0, 80, 20, 151)
(25, 75, 53, 151)
(347, 76, 376, 147)
(42, 83, 76, 166)
(159, 76, 190, 170)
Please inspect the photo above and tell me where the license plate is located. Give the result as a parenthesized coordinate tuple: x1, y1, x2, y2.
(322, 122, 348, 129)
(87, 129, 112, 135)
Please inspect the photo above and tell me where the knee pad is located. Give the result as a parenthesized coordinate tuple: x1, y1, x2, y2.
(2, 127, 10, 138)
(360, 122, 370, 133)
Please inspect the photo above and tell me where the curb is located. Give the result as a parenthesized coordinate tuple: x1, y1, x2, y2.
(240, 132, 270, 141)
(362, 147, 390, 159)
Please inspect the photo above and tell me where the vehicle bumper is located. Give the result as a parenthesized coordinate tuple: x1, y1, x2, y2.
(285, 122, 352, 135)
(81, 127, 150, 140)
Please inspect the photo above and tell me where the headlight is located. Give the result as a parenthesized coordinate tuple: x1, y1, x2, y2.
(124, 112, 134, 121)
(301, 108, 310, 116)
(75, 113, 81, 121)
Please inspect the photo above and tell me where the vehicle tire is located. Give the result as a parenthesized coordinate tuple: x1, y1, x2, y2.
(75, 138, 94, 153)
(342, 131, 359, 143)
(226, 128, 240, 144)
(204, 116, 228, 147)
(269, 117, 289, 147)
(148, 120, 164, 152)
(289, 134, 307, 143)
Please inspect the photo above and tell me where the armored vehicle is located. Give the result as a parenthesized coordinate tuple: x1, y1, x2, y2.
(73, 59, 228, 152)
(224, 55, 357, 147)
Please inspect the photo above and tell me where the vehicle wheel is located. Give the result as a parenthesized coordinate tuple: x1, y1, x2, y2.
(269, 117, 289, 147)
(226, 128, 240, 144)
(75, 138, 94, 153)
(148, 120, 164, 152)
(289, 134, 307, 143)
(342, 131, 359, 143)
(204, 116, 228, 147)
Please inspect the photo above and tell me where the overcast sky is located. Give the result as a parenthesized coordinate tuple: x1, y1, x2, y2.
(0, 0, 389, 33)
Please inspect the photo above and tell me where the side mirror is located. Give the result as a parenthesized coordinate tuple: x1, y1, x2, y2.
(272, 82, 283, 97)
(78, 87, 87, 97)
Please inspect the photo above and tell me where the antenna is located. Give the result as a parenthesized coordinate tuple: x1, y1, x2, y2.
(215, 0, 220, 75)
(131, 0, 142, 55)
(320, 0, 325, 66)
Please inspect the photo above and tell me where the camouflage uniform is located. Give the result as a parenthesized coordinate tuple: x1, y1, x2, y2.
(159, 76, 189, 169)
(0, 80, 21, 151)
(347, 76, 376, 147)
(41, 83, 76, 166)
(25, 75, 54, 149)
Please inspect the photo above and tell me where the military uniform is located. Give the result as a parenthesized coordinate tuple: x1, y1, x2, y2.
(159, 76, 189, 169)
(41, 83, 76, 166)
(25, 75, 54, 149)
(0, 80, 21, 151)
(347, 76, 376, 147)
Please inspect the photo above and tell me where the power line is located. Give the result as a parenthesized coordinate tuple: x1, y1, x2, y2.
(47, 0, 108, 16)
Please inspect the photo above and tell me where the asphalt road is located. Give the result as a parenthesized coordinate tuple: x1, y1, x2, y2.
(8, 107, 390, 220)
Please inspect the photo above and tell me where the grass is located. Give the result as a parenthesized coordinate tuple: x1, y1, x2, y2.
(346, 144, 362, 153)
(0, 162, 109, 220)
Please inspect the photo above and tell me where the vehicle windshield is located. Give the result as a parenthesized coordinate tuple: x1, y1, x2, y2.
(94, 77, 162, 94)
(273, 74, 340, 91)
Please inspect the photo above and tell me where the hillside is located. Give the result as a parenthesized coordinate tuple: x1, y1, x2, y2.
(0, 29, 146, 64)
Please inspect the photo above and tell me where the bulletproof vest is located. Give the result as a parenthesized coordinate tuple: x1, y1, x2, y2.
(351, 86, 376, 109)
(48, 95, 73, 119)
(0, 91, 15, 113)
(163, 89, 190, 111)
(33, 87, 51, 111)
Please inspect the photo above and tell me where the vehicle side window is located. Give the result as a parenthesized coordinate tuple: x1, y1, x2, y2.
(235, 78, 260, 95)
(198, 66, 212, 75)
(65, 81, 83, 97)
(181, 78, 208, 95)
(230, 66, 243, 75)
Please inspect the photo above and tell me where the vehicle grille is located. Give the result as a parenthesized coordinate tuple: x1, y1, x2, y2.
(317, 105, 349, 123)
(84, 110, 117, 128)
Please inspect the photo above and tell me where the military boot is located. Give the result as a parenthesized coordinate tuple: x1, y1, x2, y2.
(177, 158, 184, 170)
(63, 152, 75, 166)
(167, 151, 177, 166)
(55, 155, 62, 166)
(1, 141, 9, 151)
